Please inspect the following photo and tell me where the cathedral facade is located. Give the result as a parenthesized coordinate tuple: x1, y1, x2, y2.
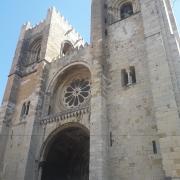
(0, 0, 180, 179)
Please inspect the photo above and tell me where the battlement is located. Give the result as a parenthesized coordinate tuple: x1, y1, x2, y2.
(29, 20, 46, 31)
(52, 42, 89, 63)
(21, 18, 46, 33)
(20, 7, 85, 44)
(47, 7, 85, 43)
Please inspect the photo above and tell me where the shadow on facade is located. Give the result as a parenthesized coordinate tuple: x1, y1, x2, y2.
(41, 126, 89, 180)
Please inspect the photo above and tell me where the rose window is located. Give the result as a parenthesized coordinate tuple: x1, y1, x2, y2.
(63, 79, 91, 108)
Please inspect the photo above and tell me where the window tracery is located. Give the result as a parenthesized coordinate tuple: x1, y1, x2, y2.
(51, 65, 91, 113)
(29, 38, 42, 64)
(63, 79, 91, 108)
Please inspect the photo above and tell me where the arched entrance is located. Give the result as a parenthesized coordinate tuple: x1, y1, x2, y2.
(41, 126, 89, 180)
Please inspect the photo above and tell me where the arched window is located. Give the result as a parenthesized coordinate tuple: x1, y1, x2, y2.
(61, 41, 74, 56)
(120, 2, 133, 19)
(29, 38, 42, 64)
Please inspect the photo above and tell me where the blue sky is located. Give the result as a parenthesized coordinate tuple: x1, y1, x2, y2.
(0, 0, 180, 104)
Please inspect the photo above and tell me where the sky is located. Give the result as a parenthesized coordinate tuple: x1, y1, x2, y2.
(0, 0, 180, 104)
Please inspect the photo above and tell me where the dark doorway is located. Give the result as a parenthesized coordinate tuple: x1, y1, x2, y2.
(41, 126, 89, 180)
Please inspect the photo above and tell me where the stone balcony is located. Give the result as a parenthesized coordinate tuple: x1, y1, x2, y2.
(40, 106, 90, 125)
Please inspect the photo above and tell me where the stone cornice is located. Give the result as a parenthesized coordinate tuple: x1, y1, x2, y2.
(40, 106, 90, 125)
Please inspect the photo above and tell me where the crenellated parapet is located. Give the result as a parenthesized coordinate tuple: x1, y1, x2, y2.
(27, 20, 46, 32)
(52, 42, 90, 62)
(20, 6, 85, 46)
(47, 7, 85, 44)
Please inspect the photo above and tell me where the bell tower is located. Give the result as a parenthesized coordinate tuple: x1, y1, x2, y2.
(102, 0, 180, 179)
(0, 7, 85, 180)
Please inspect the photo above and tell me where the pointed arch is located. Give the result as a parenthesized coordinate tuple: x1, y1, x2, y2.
(29, 37, 42, 64)
(38, 123, 90, 180)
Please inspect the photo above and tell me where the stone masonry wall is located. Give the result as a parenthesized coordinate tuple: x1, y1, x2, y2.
(106, 8, 165, 180)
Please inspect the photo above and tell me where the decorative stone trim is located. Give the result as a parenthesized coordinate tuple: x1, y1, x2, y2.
(40, 106, 90, 125)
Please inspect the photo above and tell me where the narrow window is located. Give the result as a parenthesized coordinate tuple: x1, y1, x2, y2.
(129, 66, 136, 84)
(105, 29, 108, 36)
(110, 132, 113, 147)
(120, 2, 133, 19)
(21, 103, 26, 117)
(48, 105, 51, 115)
(36, 46, 41, 61)
(121, 69, 128, 87)
(152, 141, 157, 154)
(104, 4, 107, 9)
(104, 18, 107, 24)
(25, 101, 30, 115)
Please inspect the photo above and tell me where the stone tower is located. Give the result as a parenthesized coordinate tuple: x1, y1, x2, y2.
(0, 0, 180, 180)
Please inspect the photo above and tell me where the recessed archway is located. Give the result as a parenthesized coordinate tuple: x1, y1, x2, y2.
(41, 125, 89, 180)
(50, 64, 91, 113)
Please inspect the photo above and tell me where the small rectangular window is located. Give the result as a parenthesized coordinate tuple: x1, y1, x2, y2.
(121, 69, 128, 87)
(130, 66, 136, 84)
(152, 141, 157, 154)
(20, 101, 30, 120)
